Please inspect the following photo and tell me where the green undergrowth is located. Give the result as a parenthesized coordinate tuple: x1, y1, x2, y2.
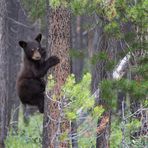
(5, 110, 43, 148)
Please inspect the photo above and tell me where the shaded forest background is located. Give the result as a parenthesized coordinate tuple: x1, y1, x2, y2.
(0, 0, 147, 148)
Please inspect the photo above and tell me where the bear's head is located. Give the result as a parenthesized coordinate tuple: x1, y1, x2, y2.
(19, 34, 46, 62)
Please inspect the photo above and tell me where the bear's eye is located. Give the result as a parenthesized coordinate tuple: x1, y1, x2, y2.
(31, 48, 35, 51)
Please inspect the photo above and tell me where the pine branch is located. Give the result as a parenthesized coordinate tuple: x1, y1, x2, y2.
(77, 53, 132, 125)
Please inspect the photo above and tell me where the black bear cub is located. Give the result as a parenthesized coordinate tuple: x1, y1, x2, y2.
(17, 34, 60, 113)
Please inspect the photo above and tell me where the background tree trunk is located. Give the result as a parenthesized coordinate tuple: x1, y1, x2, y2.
(7, 0, 21, 133)
(43, 6, 71, 148)
(71, 16, 84, 81)
(0, 0, 9, 147)
(70, 15, 85, 148)
(90, 25, 110, 148)
(90, 16, 117, 147)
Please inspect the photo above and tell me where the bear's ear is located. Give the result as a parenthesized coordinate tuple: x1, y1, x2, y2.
(19, 41, 27, 48)
(35, 33, 42, 43)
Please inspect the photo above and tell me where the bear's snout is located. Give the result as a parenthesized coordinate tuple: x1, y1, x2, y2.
(32, 50, 41, 60)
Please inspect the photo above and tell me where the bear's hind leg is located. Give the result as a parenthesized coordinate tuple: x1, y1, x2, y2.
(36, 94, 44, 113)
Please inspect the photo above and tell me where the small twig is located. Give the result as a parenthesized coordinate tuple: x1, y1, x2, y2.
(0, 13, 33, 29)
(125, 108, 148, 120)
(121, 101, 126, 148)
(46, 92, 62, 104)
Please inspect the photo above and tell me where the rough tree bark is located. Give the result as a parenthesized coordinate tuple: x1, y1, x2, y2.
(43, 6, 71, 148)
(0, 0, 9, 147)
(7, 0, 21, 133)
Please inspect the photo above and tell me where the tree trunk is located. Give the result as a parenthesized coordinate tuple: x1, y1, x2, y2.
(43, 6, 71, 148)
(71, 16, 84, 81)
(0, 0, 9, 147)
(7, 0, 21, 133)
(71, 15, 85, 148)
(90, 25, 110, 148)
(89, 16, 117, 147)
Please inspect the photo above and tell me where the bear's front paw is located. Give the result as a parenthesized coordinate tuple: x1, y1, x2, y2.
(51, 56, 60, 64)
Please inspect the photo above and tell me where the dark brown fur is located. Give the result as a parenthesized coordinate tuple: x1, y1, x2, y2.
(17, 34, 60, 113)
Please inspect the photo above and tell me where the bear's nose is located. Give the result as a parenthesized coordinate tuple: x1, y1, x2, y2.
(32, 51, 41, 60)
